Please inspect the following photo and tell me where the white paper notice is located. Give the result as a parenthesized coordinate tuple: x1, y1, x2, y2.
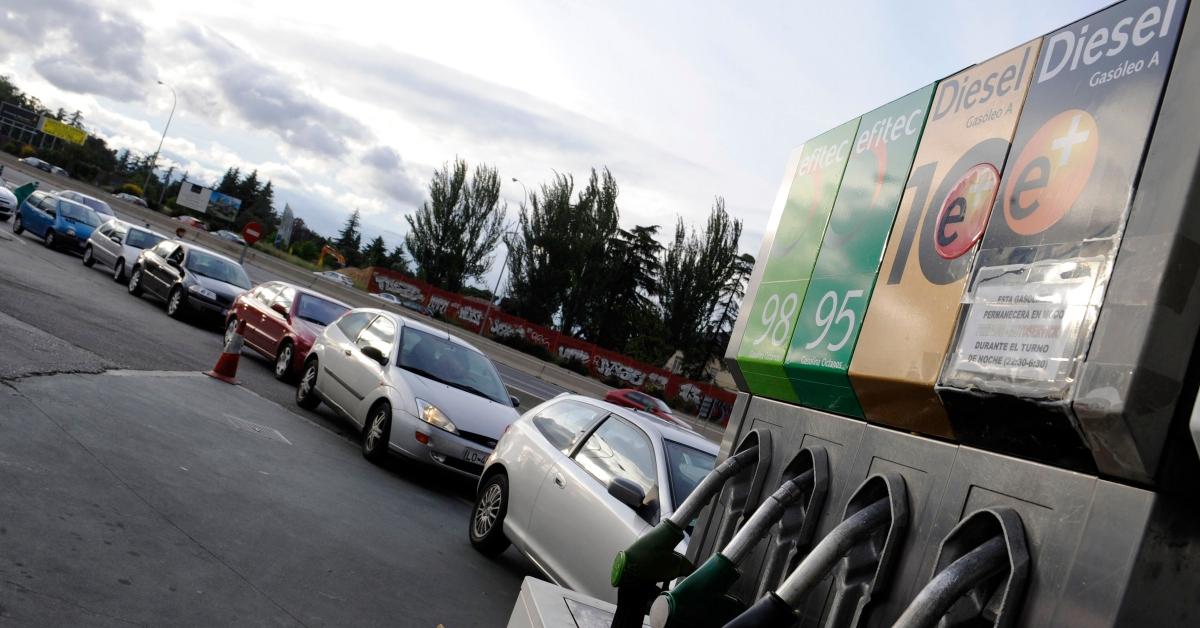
(946, 260, 1099, 394)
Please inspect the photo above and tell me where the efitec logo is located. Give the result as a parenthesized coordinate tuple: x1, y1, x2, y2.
(1002, 109, 1099, 235)
(934, 163, 1000, 260)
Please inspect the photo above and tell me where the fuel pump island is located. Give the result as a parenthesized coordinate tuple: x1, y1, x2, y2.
(507, 0, 1200, 626)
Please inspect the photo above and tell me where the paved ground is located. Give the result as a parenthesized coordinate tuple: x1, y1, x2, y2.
(0, 213, 542, 625)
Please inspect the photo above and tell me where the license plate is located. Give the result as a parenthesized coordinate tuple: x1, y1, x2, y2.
(463, 449, 488, 464)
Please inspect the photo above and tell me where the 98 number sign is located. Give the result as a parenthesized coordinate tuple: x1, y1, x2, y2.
(751, 292, 799, 347)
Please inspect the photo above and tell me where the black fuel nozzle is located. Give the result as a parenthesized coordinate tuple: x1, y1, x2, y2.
(609, 445, 761, 628)
(893, 508, 1028, 628)
(722, 473, 908, 628)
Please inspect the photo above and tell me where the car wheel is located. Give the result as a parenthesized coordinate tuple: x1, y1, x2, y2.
(127, 267, 145, 296)
(82, 245, 96, 267)
(361, 401, 391, 464)
(43, 230, 56, 248)
(470, 473, 512, 556)
(166, 286, 186, 319)
(273, 341, 295, 382)
(296, 359, 321, 410)
(11, 214, 22, 234)
(112, 258, 125, 283)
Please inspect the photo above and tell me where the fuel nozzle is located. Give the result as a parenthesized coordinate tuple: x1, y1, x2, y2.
(724, 473, 908, 628)
(649, 452, 825, 628)
(609, 444, 761, 628)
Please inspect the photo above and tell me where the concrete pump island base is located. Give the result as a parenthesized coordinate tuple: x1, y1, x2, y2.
(509, 0, 1200, 626)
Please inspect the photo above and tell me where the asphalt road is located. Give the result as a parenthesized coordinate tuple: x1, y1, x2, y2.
(0, 208, 541, 624)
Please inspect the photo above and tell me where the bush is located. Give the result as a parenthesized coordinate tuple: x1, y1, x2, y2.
(602, 374, 624, 388)
(2, 142, 18, 155)
(492, 333, 553, 362)
(19, 144, 36, 158)
(642, 384, 666, 401)
(556, 355, 591, 376)
(667, 395, 699, 416)
(119, 183, 144, 197)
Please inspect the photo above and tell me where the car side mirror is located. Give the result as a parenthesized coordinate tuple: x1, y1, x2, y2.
(361, 345, 387, 366)
(510, 395, 521, 408)
(608, 477, 646, 511)
(270, 303, 289, 318)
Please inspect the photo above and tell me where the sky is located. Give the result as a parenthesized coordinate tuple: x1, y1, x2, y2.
(0, 0, 1110, 289)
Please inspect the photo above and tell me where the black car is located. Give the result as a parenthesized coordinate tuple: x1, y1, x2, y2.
(127, 240, 251, 322)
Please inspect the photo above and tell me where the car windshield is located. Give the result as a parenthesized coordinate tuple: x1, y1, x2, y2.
(59, 201, 100, 227)
(295, 294, 349, 326)
(77, 196, 114, 216)
(397, 328, 509, 405)
(663, 440, 716, 514)
(126, 229, 164, 250)
(185, 250, 251, 289)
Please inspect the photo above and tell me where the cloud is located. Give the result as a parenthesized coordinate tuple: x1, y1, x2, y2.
(0, 0, 149, 101)
(361, 145, 424, 206)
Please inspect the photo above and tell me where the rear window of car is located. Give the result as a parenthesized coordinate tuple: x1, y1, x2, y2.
(336, 312, 375, 340)
(76, 196, 114, 216)
(296, 294, 350, 327)
(126, 229, 162, 250)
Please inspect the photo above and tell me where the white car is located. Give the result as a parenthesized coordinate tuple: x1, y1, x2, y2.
(82, 219, 167, 282)
(312, 270, 354, 288)
(295, 308, 521, 476)
(0, 185, 16, 222)
(467, 394, 718, 602)
(371, 292, 402, 305)
(58, 190, 115, 219)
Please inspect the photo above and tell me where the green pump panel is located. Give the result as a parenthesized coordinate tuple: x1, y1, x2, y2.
(734, 119, 859, 403)
(783, 85, 935, 416)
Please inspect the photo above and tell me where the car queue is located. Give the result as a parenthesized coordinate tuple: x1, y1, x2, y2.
(10, 187, 720, 606)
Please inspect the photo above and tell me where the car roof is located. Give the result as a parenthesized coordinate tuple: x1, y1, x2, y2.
(553, 394, 718, 454)
(57, 197, 94, 213)
(175, 241, 243, 265)
(258, 280, 352, 309)
(356, 307, 487, 356)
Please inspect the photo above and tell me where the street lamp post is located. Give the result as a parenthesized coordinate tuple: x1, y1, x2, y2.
(142, 80, 177, 199)
(480, 178, 529, 337)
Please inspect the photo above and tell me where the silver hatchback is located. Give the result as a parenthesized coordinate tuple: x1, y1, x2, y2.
(83, 219, 167, 282)
(468, 395, 717, 602)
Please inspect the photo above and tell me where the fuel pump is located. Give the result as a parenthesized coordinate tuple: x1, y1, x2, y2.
(723, 473, 907, 628)
(609, 439, 764, 628)
(649, 448, 829, 628)
(893, 508, 1028, 628)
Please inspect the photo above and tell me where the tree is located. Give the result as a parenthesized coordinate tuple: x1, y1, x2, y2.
(659, 197, 743, 378)
(386, 246, 410, 275)
(334, 209, 363, 266)
(362, 236, 388, 268)
(404, 158, 506, 292)
(578, 224, 662, 350)
(505, 168, 620, 331)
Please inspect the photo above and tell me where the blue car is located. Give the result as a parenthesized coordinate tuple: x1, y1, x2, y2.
(12, 191, 102, 252)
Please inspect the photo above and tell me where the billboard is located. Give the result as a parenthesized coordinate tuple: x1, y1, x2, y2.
(847, 39, 1041, 437)
(39, 117, 87, 145)
(175, 180, 242, 223)
(733, 119, 859, 402)
(937, 0, 1187, 463)
(784, 85, 934, 416)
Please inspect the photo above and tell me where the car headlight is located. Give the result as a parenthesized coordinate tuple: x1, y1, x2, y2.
(416, 398, 457, 434)
(188, 285, 217, 300)
(67, 228, 76, 237)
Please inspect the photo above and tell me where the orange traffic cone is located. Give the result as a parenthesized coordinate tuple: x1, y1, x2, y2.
(206, 318, 246, 384)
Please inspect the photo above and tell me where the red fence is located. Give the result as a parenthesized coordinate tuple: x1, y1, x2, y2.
(367, 267, 736, 424)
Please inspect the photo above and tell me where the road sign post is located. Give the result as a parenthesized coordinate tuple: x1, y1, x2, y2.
(239, 221, 263, 264)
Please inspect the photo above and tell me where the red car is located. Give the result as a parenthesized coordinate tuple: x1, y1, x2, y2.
(603, 388, 687, 427)
(225, 281, 351, 380)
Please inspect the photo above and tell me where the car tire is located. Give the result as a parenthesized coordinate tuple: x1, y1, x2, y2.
(0, 213, 8, 222)
(470, 473, 512, 556)
(166, 286, 186, 319)
(112, 258, 125, 283)
(82, 245, 96, 267)
(127, 266, 144, 296)
(296, 358, 322, 410)
(361, 401, 392, 464)
(273, 340, 295, 382)
(11, 214, 22, 234)
(43, 230, 56, 248)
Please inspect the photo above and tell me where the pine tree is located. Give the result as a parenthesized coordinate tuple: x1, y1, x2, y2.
(335, 209, 363, 266)
(361, 236, 387, 268)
